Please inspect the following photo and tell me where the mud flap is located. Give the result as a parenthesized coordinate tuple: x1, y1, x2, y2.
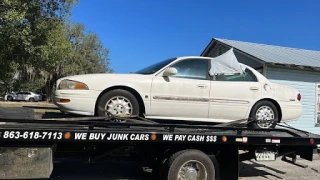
(0, 147, 53, 179)
(217, 145, 239, 180)
(300, 146, 314, 161)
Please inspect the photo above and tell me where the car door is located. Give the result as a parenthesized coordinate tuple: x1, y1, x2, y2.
(25, 92, 31, 101)
(150, 58, 211, 119)
(16, 92, 23, 101)
(209, 68, 262, 120)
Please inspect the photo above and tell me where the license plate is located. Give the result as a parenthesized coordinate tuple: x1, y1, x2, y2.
(255, 151, 276, 161)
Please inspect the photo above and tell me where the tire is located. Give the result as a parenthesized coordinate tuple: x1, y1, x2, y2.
(164, 149, 216, 180)
(249, 100, 279, 129)
(29, 98, 35, 102)
(7, 96, 13, 101)
(96, 89, 140, 117)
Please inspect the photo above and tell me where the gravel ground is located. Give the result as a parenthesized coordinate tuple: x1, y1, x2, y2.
(240, 154, 320, 180)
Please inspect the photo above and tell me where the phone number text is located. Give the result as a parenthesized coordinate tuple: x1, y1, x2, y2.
(2, 131, 63, 140)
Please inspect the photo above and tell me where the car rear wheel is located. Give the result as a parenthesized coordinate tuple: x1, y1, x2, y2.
(96, 89, 140, 120)
(249, 100, 279, 129)
(29, 98, 35, 102)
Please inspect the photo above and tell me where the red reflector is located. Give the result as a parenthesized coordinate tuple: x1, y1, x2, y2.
(310, 139, 314, 144)
(297, 93, 301, 101)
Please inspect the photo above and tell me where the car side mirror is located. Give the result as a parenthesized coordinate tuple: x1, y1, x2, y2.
(163, 67, 178, 77)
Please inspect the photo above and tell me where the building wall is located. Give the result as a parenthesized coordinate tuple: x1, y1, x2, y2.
(266, 66, 320, 134)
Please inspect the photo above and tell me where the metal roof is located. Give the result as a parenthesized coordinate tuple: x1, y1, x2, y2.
(202, 38, 320, 68)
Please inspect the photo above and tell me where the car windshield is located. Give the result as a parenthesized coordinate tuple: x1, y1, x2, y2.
(134, 57, 177, 74)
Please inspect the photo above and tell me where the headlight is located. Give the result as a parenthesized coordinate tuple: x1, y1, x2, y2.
(58, 80, 88, 90)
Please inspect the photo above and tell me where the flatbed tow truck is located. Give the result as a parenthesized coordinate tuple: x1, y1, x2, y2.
(0, 114, 319, 180)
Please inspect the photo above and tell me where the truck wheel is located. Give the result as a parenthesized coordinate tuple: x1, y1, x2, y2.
(97, 89, 140, 118)
(164, 149, 215, 180)
(249, 100, 278, 129)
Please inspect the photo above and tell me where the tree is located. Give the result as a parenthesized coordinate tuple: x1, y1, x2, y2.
(43, 22, 113, 101)
(0, 0, 113, 100)
(63, 22, 113, 76)
(0, 0, 77, 95)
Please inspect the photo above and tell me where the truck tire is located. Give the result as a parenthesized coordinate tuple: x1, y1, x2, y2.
(164, 149, 215, 180)
(96, 89, 140, 117)
(249, 100, 278, 129)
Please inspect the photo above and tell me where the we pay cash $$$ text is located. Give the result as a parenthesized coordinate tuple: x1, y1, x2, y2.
(162, 134, 217, 143)
(74, 132, 149, 141)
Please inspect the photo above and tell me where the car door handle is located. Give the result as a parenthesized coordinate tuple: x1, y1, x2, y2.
(250, 87, 259, 91)
(197, 84, 207, 88)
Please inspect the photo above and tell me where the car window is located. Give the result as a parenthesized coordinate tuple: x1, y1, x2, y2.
(170, 59, 209, 80)
(135, 57, 177, 74)
(215, 68, 257, 82)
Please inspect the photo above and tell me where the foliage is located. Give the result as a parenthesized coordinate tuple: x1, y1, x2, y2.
(63, 22, 113, 76)
(0, 0, 113, 99)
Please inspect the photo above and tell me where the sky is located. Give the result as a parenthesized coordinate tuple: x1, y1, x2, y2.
(70, 0, 320, 73)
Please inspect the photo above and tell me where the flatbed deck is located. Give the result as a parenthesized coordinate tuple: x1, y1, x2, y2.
(0, 116, 319, 180)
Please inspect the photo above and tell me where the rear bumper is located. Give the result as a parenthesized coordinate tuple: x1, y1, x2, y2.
(53, 90, 100, 116)
(280, 101, 303, 122)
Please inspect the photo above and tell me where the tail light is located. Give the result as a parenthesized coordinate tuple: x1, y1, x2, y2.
(310, 139, 315, 144)
(297, 93, 301, 101)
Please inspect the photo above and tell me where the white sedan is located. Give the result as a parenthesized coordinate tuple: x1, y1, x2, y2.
(53, 49, 302, 129)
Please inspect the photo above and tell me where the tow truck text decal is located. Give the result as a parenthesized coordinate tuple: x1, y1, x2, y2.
(74, 133, 149, 141)
(2, 131, 63, 140)
(162, 134, 217, 142)
(0, 130, 218, 143)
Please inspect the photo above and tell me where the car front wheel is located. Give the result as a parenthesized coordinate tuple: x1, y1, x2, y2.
(249, 100, 279, 129)
(7, 96, 13, 101)
(97, 89, 140, 119)
(29, 98, 35, 102)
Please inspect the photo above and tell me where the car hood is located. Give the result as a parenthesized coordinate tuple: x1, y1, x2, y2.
(57, 73, 154, 90)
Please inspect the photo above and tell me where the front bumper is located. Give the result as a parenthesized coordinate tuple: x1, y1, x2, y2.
(53, 90, 101, 116)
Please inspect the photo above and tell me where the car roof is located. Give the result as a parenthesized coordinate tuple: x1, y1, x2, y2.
(176, 56, 213, 60)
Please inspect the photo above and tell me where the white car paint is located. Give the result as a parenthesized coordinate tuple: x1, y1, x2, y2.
(7, 91, 41, 102)
(53, 56, 302, 124)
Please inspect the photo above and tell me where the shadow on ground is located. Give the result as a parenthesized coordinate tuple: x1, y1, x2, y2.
(37, 159, 292, 180)
(38, 112, 85, 119)
(239, 160, 286, 179)
(44, 159, 152, 180)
